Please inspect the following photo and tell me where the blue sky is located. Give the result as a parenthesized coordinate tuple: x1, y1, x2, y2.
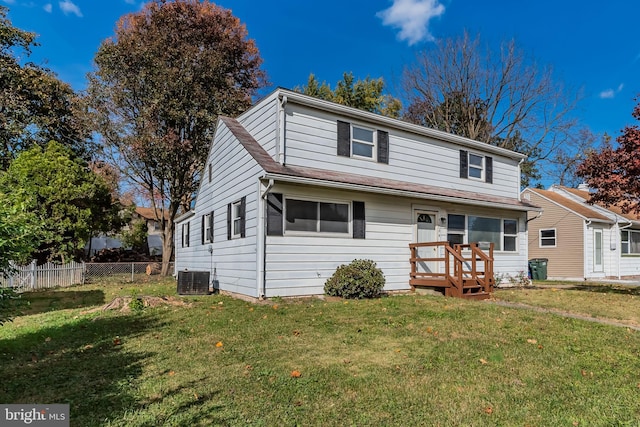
(3, 0, 639, 138)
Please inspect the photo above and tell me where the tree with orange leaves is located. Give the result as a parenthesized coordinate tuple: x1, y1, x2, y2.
(87, 0, 267, 275)
(577, 101, 640, 214)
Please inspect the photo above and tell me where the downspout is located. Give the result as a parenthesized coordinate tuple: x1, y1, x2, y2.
(584, 220, 591, 280)
(618, 218, 633, 279)
(278, 94, 288, 166)
(257, 178, 275, 299)
(517, 158, 525, 199)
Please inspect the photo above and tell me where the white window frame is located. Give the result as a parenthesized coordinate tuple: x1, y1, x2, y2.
(351, 124, 376, 160)
(539, 228, 557, 248)
(447, 214, 519, 252)
(231, 200, 243, 239)
(503, 219, 518, 252)
(204, 213, 213, 243)
(621, 229, 640, 255)
(468, 152, 485, 181)
(284, 197, 351, 236)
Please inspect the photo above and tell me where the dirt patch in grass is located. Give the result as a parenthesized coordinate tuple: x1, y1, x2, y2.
(83, 296, 191, 313)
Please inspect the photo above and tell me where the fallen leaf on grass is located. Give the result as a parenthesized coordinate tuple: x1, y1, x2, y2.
(527, 339, 537, 344)
(479, 358, 488, 365)
(484, 406, 493, 415)
(83, 344, 93, 351)
(272, 305, 279, 310)
(215, 341, 223, 348)
(290, 370, 302, 378)
(292, 330, 301, 336)
(113, 337, 122, 346)
(168, 370, 175, 376)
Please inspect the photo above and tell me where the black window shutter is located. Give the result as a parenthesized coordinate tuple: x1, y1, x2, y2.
(182, 224, 185, 247)
(240, 197, 246, 238)
(485, 156, 493, 183)
(186, 222, 190, 247)
(227, 203, 232, 240)
(353, 201, 366, 239)
(459, 150, 468, 179)
(377, 130, 389, 164)
(208, 211, 214, 242)
(266, 193, 283, 236)
(201, 215, 205, 244)
(337, 120, 351, 157)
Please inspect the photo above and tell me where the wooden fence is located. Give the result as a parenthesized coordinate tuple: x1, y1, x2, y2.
(0, 261, 85, 291)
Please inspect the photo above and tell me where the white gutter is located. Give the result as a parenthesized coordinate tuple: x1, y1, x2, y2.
(263, 173, 539, 212)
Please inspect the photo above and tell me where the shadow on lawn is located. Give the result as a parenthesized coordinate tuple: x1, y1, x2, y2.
(568, 284, 640, 296)
(22, 289, 105, 315)
(0, 313, 157, 425)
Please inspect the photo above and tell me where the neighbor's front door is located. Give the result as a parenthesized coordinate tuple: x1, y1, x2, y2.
(594, 228, 604, 272)
(415, 211, 438, 274)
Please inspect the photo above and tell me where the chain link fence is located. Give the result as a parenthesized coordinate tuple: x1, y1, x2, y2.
(84, 262, 175, 284)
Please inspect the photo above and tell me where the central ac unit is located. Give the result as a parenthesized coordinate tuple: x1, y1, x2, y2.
(177, 271, 210, 295)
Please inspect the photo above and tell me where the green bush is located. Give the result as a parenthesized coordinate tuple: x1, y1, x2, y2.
(324, 259, 385, 299)
(0, 287, 28, 326)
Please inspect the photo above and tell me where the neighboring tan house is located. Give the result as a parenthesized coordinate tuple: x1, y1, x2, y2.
(132, 207, 168, 255)
(175, 88, 540, 299)
(522, 185, 640, 280)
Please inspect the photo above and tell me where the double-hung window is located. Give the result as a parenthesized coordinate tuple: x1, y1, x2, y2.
(539, 229, 556, 247)
(203, 213, 213, 243)
(503, 219, 518, 251)
(447, 214, 465, 245)
(460, 150, 493, 183)
(621, 229, 640, 254)
(181, 222, 190, 248)
(468, 153, 484, 180)
(231, 200, 243, 239)
(351, 125, 375, 159)
(285, 199, 349, 234)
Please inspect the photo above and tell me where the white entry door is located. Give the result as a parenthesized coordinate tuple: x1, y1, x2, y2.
(594, 229, 604, 272)
(415, 211, 438, 273)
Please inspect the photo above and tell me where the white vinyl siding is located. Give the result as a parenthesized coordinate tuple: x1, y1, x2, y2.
(282, 104, 520, 200)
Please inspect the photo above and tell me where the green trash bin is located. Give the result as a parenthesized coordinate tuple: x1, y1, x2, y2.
(529, 258, 548, 280)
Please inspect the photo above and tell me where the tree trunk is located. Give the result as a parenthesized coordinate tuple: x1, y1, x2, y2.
(161, 219, 175, 276)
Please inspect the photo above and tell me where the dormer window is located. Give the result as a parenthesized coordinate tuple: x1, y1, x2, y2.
(460, 150, 493, 183)
(337, 120, 389, 164)
(352, 125, 375, 159)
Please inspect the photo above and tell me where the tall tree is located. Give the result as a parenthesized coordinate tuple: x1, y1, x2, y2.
(577, 102, 640, 214)
(0, 6, 91, 169)
(87, 0, 266, 275)
(0, 141, 123, 264)
(402, 31, 582, 186)
(297, 72, 402, 118)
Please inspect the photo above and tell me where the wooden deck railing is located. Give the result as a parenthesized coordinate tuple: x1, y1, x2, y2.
(409, 241, 495, 298)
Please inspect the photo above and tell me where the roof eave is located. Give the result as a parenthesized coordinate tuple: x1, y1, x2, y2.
(263, 173, 539, 212)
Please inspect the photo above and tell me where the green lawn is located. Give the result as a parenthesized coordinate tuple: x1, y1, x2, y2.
(1, 279, 639, 426)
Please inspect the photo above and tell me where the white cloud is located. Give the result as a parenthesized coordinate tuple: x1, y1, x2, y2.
(599, 89, 615, 99)
(1, 0, 16, 4)
(43, 3, 52, 13)
(59, 0, 82, 17)
(377, 0, 445, 45)
(599, 83, 624, 99)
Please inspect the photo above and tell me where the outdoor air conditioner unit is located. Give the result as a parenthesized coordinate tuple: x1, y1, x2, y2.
(177, 271, 210, 295)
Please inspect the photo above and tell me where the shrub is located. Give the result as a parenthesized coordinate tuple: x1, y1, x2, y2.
(324, 259, 385, 299)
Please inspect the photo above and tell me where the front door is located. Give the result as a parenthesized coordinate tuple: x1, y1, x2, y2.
(415, 211, 438, 274)
(594, 229, 604, 272)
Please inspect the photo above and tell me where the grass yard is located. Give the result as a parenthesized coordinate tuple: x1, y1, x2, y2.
(1, 279, 640, 426)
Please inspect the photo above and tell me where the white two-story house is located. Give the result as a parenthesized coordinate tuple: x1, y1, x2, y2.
(174, 88, 539, 298)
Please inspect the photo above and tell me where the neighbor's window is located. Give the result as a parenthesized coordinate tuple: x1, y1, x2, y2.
(232, 200, 243, 238)
(503, 219, 518, 252)
(352, 125, 375, 159)
(285, 199, 349, 234)
(447, 214, 465, 245)
(540, 229, 556, 247)
(621, 229, 640, 255)
(468, 153, 484, 180)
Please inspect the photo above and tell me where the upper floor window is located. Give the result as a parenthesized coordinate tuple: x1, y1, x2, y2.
(337, 120, 389, 164)
(460, 150, 493, 183)
(351, 125, 375, 159)
(539, 229, 556, 248)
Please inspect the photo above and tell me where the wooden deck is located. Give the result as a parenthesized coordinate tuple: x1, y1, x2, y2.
(409, 242, 495, 300)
